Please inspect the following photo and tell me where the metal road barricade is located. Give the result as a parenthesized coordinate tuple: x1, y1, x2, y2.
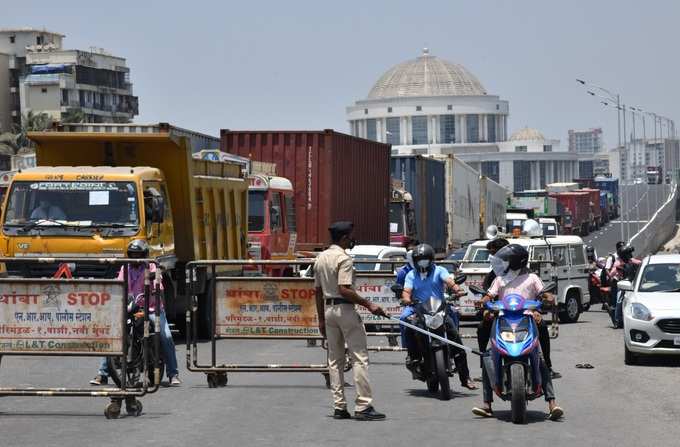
(0, 257, 161, 419)
(185, 260, 330, 388)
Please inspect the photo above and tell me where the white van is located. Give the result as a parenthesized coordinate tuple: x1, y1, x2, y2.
(458, 235, 590, 323)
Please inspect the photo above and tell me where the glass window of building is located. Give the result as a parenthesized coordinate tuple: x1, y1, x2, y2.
(466, 115, 479, 143)
(481, 161, 500, 183)
(553, 162, 559, 181)
(543, 145, 552, 152)
(539, 161, 547, 187)
(411, 116, 428, 145)
(513, 161, 531, 192)
(439, 115, 455, 144)
(579, 160, 594, 179)
(416, 106, 422, 111)
(366, 119, 377, 141)
(515, 146, 527, 152)
(386, 117, 400, 145)
(487, 115, 496, 143)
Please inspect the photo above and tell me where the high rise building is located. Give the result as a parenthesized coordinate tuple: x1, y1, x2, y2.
(21, 47, 138, 123)
(568, 128, 603, 154)
(0, 28, 64, 131)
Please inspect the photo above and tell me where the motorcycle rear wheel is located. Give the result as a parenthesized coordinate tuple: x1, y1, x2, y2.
(510, 363, 527, 424)
(434, 349, 451, 401)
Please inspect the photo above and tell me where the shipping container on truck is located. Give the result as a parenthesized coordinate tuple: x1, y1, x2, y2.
(391, 155, 447, 254)
(599, 190, 610, 224)
(221, 129, 390, 251)
(480, 176, 508, 237)
(593, 176, 619, 218)
(423, 154, 481, 250)
(389, 178, 417, 248)
(573, 178, 595, 189)
(550, 191, 591, 235)
(5, 123, 248, 334)
(579, 188, 603, 230)
(511, 191, 558, 217)
(546, 182, 579, 194)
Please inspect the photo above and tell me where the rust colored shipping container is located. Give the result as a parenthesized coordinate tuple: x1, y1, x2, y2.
(221, 129, 390, 251)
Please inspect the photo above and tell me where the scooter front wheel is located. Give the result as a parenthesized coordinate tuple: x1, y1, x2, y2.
(434, 349, 451, 401)
(510, 363, 527, 424)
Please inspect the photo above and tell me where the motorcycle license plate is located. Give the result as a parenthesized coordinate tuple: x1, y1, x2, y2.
(674, 336, 680, 346)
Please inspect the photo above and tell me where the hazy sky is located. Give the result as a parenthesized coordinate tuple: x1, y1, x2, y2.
(7, 0, 680, 147)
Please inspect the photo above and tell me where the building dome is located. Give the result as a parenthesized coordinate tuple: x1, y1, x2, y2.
(509, 127, 545, 142)
(367, 48, 487, 99)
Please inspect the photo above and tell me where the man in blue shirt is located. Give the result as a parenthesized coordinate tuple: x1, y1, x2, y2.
(401, 244, 477, 390)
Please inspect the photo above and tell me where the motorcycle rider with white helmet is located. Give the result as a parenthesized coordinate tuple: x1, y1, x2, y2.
(472, 244, 564, 420)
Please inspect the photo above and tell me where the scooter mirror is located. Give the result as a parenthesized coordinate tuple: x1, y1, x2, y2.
(390, 284, 404, 294)
(454, 274, 467, 285)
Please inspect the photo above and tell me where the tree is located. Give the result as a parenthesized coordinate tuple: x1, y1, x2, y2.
(0, 132, 19, 156)
(12, 111, 53, 149)
(60, 108, 85, 124)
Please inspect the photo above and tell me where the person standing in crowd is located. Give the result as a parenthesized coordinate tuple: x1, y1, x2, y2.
(314, 221, 387, 421)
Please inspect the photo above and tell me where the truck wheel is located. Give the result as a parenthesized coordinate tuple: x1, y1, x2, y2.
(510, 363, 527, 424)
(559, 292, 581, 323)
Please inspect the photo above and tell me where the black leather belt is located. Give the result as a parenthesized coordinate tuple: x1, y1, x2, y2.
(325, 298, 351, 305)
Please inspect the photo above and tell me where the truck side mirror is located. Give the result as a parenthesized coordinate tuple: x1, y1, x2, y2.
(151, 196, 165, 223)
(270, 205, 281, 229)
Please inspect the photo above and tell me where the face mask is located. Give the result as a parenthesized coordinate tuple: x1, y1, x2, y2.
(489, 255, 508, 277)
(417, 258, 432, 273)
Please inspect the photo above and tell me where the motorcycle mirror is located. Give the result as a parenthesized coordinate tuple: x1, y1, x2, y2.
(469, 285, 485, 295)
(454, 274, 467, 285)
(390, 284, 404, 294)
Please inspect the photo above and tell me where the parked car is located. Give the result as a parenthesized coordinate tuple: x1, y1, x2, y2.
(348, 245, 407, 273)
(619, 254, 680, 365)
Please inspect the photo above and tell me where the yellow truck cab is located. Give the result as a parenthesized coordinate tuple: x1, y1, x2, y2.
(0, 123, 248, 332)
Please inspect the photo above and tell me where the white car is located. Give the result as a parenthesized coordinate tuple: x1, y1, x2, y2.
(619, 254, 680, 365)
(348, 245, 407, 272)
(459, 235, 591, 321)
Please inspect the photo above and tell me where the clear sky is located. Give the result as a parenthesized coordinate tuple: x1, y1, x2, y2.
(6, 0, 680, 147)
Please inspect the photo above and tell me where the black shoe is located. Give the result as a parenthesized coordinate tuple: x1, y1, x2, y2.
(550, 369, 562, 379)
(333, 408, 352, 420)
(354, 406, 386, 421)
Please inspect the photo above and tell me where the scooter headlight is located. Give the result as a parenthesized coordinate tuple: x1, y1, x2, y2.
(424, 311, 444, 329)
(500, 330, 528, 343)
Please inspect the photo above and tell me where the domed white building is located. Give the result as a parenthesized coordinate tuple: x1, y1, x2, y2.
(347, 50, 579, 192)
(347, 49, 509, 146)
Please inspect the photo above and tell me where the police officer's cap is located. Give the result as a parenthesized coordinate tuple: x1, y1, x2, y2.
(329, 221, 354, 237)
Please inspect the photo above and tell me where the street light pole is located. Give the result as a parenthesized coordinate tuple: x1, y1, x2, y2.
(622, 104, 631, 241)
(616, 94, 625, 241)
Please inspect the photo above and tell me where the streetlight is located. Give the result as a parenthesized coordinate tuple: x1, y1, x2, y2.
(577, 79, 626, 241)
(631, 107, 652, 225)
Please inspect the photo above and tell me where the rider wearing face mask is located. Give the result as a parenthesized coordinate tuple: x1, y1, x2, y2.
(400, 244, 477, 390)
(473, 244, 563, 420)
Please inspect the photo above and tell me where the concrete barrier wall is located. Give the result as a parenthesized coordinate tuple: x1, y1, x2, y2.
(630, 184, 678, 257)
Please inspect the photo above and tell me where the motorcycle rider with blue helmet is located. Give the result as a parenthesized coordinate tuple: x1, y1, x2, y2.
(401, 243, 477, 390)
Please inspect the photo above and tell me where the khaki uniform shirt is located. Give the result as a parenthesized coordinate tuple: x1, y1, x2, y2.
(314, 245, 355, 299)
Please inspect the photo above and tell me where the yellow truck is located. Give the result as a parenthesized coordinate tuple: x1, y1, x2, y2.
(0, 123, 248, 332)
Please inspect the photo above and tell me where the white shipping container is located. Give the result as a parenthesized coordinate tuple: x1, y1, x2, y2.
(511, 196, 557, 216)
(546, 182, 579, 194)
(425, 155, 481, 249)
(480, 176, 508, 233)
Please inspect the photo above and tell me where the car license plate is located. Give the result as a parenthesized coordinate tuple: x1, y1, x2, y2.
(674, 336, 680, 346)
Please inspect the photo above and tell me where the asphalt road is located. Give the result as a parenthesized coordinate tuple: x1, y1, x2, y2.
(586, 183, 671, 256)
(1, 309, 679, 446)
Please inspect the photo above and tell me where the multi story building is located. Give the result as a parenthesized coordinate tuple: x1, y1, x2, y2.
(568, 128, 603, 154)
(346, 49, 578, 192)
(0, 28, 64, 131)
(20, 48, 138, 123)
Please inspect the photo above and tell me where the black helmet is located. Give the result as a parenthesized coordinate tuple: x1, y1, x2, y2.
(619, 245, 635, 261)
(412, 243, 435, 273)
(127, 240, 149, 259)
(495, 244, 529, 272)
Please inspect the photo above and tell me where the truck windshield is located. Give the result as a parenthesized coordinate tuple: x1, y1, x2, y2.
(3, 181, 138, 229)
(389, 203, 404, 234)
(248, 191, 265, 232)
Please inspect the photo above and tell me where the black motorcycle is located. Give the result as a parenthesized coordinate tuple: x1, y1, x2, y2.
(107, 294, 164, 392)
(391, 274, 466, 401)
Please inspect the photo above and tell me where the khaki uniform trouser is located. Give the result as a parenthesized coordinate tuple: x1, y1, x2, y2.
(325, 303, 372, 412)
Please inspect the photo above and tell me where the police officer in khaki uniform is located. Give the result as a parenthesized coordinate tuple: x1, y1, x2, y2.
(314, 221, 387, 421)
